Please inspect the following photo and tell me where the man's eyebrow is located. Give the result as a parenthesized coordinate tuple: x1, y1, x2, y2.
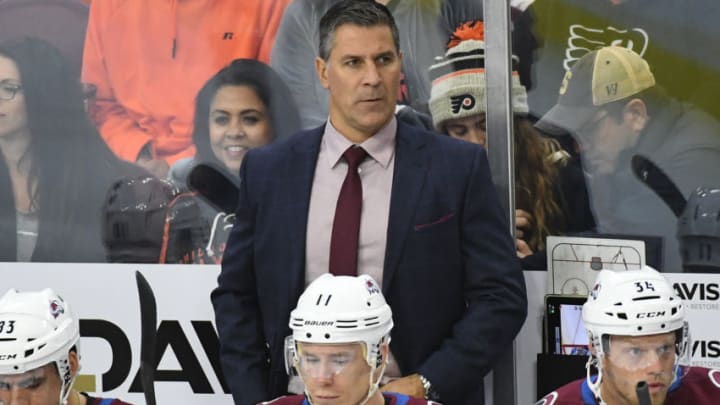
(339, 50, 396, 60)
(375, 51, 396, 58)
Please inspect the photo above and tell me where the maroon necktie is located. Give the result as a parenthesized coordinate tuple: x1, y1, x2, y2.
(329, 146, 368, 276)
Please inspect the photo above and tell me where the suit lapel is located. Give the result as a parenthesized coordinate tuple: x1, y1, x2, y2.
(284, 128, 324, 303)
(383, 123, 430, 292)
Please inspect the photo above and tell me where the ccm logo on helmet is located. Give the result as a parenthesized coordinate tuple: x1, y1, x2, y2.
(636, 311, 666, 318)
(0, 354, 17, 360)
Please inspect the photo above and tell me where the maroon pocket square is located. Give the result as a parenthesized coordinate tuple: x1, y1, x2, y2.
(413, 212, 456, 231)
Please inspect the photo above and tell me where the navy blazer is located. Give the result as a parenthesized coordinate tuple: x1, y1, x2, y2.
(212, 121, 527, 405)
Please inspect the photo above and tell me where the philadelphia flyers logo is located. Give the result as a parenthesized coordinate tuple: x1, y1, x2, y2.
(450, 94, 476, 114)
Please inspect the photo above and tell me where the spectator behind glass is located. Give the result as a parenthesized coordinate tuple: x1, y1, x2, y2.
(526, 0, 720, 122)
(81, 0, 291, 177)
(535, 46, 720, 272)
(167, 59, 301, 263)
(428, 21, 595, 269)
(0, 37, 146, 263)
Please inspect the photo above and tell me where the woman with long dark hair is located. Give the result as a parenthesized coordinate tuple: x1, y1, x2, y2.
(168, 59, 301, 262)
(0, 37, 145, 262)
(177, 58, 301, 180)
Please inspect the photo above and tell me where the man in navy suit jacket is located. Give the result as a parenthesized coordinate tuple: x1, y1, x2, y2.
(212, 1, 527, 404)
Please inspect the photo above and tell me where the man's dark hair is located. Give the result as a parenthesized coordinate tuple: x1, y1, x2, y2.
(318, 0, 400, 60)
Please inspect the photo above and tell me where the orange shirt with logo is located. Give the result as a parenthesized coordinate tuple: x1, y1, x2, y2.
(82, 0, 290, 164)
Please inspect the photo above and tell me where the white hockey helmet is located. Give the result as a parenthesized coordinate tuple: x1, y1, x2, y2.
(289, 274, 393, 367)
(0, 288, 80, 404)
(582, 267, 689, 400)
(582, 266, 685, 343)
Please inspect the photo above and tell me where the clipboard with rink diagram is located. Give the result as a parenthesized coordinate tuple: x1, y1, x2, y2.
(546, 236, 646, 295)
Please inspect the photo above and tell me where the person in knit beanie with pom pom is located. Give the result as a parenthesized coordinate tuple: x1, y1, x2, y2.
(428, 20, 595, 269)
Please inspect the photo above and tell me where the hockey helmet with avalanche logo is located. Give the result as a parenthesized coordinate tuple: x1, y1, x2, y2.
(0, 288, 80, 405)
(289, 274, 393, 367)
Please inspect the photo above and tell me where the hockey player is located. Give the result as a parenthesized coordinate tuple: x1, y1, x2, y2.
(536, 266, 720, 405)
(261, 274, 440, 405)
(0, 288, 132, 405)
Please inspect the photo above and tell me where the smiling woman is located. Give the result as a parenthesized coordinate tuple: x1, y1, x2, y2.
(169, 58, 300, 186)
(166, 58, 300, 262)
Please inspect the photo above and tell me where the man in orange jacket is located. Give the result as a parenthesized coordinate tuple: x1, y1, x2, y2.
(82, 0, 290, 176)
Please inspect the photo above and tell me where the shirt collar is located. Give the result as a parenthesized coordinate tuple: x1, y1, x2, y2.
(323, 117, 397, 169)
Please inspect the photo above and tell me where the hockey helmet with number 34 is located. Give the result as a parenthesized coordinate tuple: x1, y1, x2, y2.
(582, 266, 689, 400)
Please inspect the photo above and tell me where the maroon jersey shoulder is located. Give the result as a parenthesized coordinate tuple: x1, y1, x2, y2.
(258, 395, 305, 405)
(536, 378, 587, 405)
(666, 367, 720, 404)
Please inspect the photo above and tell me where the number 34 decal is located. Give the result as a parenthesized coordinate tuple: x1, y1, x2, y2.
(635, 281, 656, 293)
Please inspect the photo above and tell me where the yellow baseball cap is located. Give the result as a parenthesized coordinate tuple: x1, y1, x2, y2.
(535, 46, 656, 135)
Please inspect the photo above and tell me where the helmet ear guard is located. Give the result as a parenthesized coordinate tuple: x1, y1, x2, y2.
(284, 335, 298, 377)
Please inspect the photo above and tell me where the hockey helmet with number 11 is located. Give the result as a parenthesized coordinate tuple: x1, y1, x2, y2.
(286, 274, 393, 405)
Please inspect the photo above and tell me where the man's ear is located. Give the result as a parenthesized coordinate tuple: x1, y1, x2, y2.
(588, 343, 598, 357)
(623, 98, 648, 133)
(69, 350, 80, 377)
(316, 56, 330, 89)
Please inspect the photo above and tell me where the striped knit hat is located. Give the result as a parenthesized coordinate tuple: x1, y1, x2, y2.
(428, 20, 529, 131)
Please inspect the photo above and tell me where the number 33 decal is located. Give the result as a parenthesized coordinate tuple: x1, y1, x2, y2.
(0, 320, 15, 334)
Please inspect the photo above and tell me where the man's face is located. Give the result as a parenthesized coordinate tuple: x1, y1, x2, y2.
(600, 332, 677, 405)
(297, 342, 374, 405)
(0, 363, 61, 405)
(316, 24, 401, 141)
(574, 108, 637, 176)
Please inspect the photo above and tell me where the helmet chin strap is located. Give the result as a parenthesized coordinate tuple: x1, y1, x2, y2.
(59, 374, 77, 405)
(586, 354, 606, 405)
(359, 361, 386, 405)
(58, 356, 79, 405)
